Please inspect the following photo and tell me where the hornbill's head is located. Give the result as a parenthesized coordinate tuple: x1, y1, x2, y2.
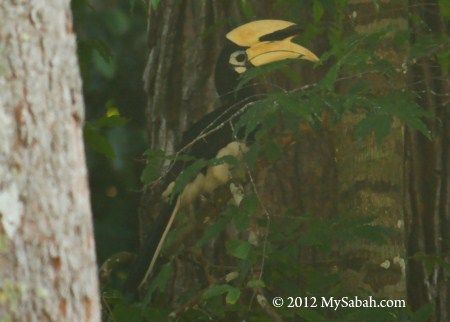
(214, 20, 319, 98)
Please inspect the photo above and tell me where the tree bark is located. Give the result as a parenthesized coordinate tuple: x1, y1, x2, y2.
(404, 1, 449, 320)
(140, 0, 242, 239)
(0, 1, 100, 321)
(334, 0, 408, 299)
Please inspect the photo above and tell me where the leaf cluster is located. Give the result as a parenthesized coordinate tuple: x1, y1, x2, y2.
(102, 203, 430, 322)
(98, 0, 448, 321)
(84, 109, 129, 158)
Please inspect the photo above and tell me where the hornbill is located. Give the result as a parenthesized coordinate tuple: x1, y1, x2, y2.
(125, 20, 319, 293)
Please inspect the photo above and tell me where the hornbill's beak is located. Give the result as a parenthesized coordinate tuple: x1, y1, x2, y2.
(226, 20, 319, 66)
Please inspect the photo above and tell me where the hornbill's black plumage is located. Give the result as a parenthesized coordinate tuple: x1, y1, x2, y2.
(124, 20, 319, 293)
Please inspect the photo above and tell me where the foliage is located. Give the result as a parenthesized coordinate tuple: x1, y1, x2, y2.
(72, 0, 148, 263)
(239, 25, 435, 144)
(84, 108, 129, 158)
(72, 0, 449, 321)
(101, 202, 433, 321)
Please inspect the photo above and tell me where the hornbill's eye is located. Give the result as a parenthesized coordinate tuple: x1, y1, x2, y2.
(229, 50, 248, 74)
(234, 53, 246, 63)
(229, 50, 247, 66)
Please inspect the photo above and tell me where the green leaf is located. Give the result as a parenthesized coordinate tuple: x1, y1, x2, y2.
(83, 125, 115, 158)
(226, 240, 252, 259)
(225, 287, 241, 304)
(437, 50, 449, 75)
(330, 215, 394, 246)
(203, 284, 232, 300)
(411, 303, 435, 322)
(143, 262, 173, 304)
(142, 307, 170, 322)
(439, 0, 450, 18)
(203, 284, 240, 305)
(88, 38, 113, 64)
(140, 149, 166, 184)
(387, 102, 432, 139)
(312, 0, 324, 22)
(264, 141, 283, 162)
(412, 252, 450, 276)
(277, 93, 310, 118)
(195, 213, 233, 247)
(349, 81, 369, 95)
(239, 0, 254, 19)
(105, 9, 129, 35)
(143, 148, 166, 160)
(282, 111, 302, 137)
(296, 308, 327, 322)
(262, 110, 280, 131)
(210, 155, 239, 168)
(236, 59, 298, 93)
(393, 30, 410, 48)
(355, 114, 393, 143)
(225, 271, 239, 282)
(319, 63, 340, 91)
(247, 279, 266, 288)
(140, 162, 160, 184)
(233, 195, 257, 231)
(351, 222, 391, 244)
(403, 117, 432, 139)
(234, 100, 275, 139)
(281, 64, 301, 83)
(373, 0, 381, 13)
(233, 209, 250, 231)
(170, 158, 208, 202)
(85, 38, 114, 79)
(409, 34, 440, 60)
(245, 142, 260, 168)
(113, 303, 142, 322)
(151, 0, 160, 10)
(241, 195, 258, 216)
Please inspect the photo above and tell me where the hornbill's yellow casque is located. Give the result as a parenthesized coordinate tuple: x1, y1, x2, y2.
(125, 20, 319, 293)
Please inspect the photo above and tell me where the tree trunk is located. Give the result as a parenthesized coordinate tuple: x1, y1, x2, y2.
(404, 1, 449, 320)
(334, 0, 408, 299)
(140, 0, 241, 239)
(0, 2, 100, 321)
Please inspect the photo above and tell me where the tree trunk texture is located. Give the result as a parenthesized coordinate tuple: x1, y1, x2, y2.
(140, 0, 241, 241)
(404, 0, 449, 320)
(0, 2, 100, 321)
(334, 0, 408, 299)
